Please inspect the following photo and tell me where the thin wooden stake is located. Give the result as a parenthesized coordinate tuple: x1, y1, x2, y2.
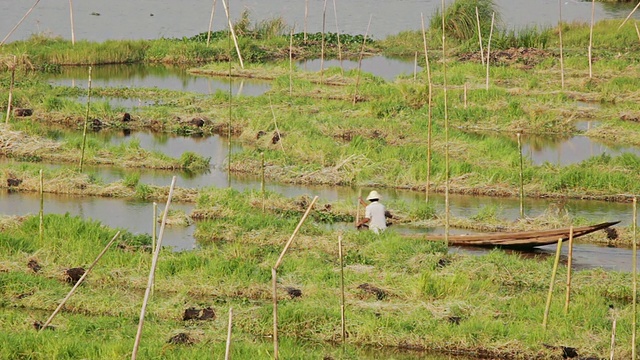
(69, 0, 75, 45)
(618, 1, 640, 30)
(421, 13, 433, 203)
(207, 0, 218, 46)
(610, 310, 617, 360)
(543, 238, 563, 329)
(225, 307, 233, 360)
(289, 27, 293, 96)
(221, 0, 244, 69)
(261, 152, 265, 213)
(355, 188, 362, 227)
(558, 0, 565, 89)
(320, 0, 327, 85)
(517, 133, 524, 219)
(1, 0, 41, 46)
(564, 226, 574, 314)
(588, 0, 595, 78)
(79, 66, 92, 173)
(442, 0, 450, 247)
(40, 231, 121, 330)
(339, 235, 346, 343)
(272, 267, 279, 360)
(413, 51, 418, 82)
(151, 202, 157, 297)
(476, 6, 485, 66)
(131, 177, 177, 360)
(332, 0, 343, 75)
(274, 196, 318, 269)
(636, 22, 640, 42)
(39, 169, 44, 243)
(352, 15, 372, 105)
(485, 12, 495, 91)
(5, 56, 16, 124)
(633, 197, 637, 360)
(304, 0, 309, 42)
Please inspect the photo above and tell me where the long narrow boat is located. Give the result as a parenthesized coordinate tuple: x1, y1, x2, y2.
(409, 221, 620, 250)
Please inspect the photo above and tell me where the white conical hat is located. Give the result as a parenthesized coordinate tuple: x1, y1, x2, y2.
(366, 190, 381, 201)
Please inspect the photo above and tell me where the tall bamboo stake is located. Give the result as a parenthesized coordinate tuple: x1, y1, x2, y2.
(131, 177, 177, 360)
(332, 0, 343, 74)
(304, 0, 309, 42)
(207, 0, 218, 46)
(5, 55, 16, 124)
(564, 226, 574, 314)
(421, 13, 433, 203)
(352, 15, 372, 105)
(40, 231, 121, 330)
(558, 0, 565, 89)
(610, 309, 617, 360)
(588, 0, 595, 78)
(543, 238, 563, 329)
(485, 12, 495, 91)
(413, 51, 418, 82)
(272, 267, 279, 360)
(442, 0, 450, 247)
(261, 152, 265, 213)
(69, 0, 75, 45)
(476, 6, 485, 66)
(79, 66, 93, 173)
(274, 196, 318, 269)
(320, 0, 327, 85)
(39, 169, 44, 243)
(1, 0, 41, 46)
(152, 202, 157, 253)
(289, 27, 293, 96)
(339, 235, 346, 343)
(355, 188, 362, 226)
(227, 17, 233, 188)
(221, 0, 244, 69)
(618, 1, 640, 30)
(517, 133, 524, 219)
(636, 22, 640, 42)
(633, 197, 637, 360)
(225, 307, 233, 360)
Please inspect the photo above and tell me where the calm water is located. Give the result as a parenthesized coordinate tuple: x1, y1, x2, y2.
(2, 0, 639, 43)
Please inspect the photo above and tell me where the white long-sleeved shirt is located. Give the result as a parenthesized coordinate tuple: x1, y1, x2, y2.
(365, 201, 387, 234)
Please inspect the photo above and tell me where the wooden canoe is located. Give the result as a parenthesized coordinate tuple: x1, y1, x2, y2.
(412, 221, 620, 250)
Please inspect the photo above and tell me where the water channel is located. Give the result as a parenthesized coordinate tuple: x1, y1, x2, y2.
(2, 0, 640, 43)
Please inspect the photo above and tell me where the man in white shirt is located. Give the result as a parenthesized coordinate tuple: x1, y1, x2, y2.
(357, 190, 387, 234)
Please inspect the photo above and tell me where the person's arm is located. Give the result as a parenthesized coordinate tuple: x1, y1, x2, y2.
(358, 197, 367, 207)
(356, 217, 370, 228)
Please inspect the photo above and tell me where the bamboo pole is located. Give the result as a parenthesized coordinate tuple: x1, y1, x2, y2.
(476, 6, 485, 66)
(304, 0, 309, 42)
(221, 0, 244, 69)
(39, 169, 44, 243)
(564, 226, 574, 314)
(151, 202, 158, 297)
(131, 177, 177, 360)
(618, 1, 640, 30)
(207, 0, 218, 46)
(636, 22, 640, 42)
(442, 0, 450, 247)
(543, 238, 563, 329)
(352, 15, 372, 105)
(320, 0, 327, 85)
(289, 27, 293, 97)
(413, 51, 418, 82)
(485, 12, 495, 91)
(274, 196, 318, 269)
(1, 0, 41, 46)
(339, 235, 346, 343)
(633, 197, 638, 360)
(69, 0, 75, 45)
(79, 66, 93, 173)
(517, 133, 524, 219)
(355, 188, 361, 227)
(558, 0, 565, 89)
(40, 231, 121, 330)
(610, 308, 617, 360)
(227, 20, 233, 188)
(272, 267, 279, 360)
(421, 13, 433, 204)
(588, 0, 594, 78)
(332, 0, 343, 75)
(225, 307, 233, 360)
(5, 55, 16, 124)
(261, 152, 266, 213)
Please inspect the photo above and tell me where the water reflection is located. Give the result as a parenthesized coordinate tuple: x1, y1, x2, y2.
(46, 64, 271, 96)
(297, 56, 420, 82)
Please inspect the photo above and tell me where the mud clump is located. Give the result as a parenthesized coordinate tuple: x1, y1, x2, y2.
(27, 259, 41, 273)
(64, 267, 85, 285)
(167, 332, 195, 345)
(182, 307, 216, 321)
(358, 283, 387, 300)
(285, 287, 302, 299)
(7, 178, 22, 187)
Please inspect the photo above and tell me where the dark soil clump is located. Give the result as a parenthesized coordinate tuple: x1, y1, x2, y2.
(27, 259, 41, 273)
(285, 287, 302, 299)
(358, 283, 387, 300)
(167, 332, 195, 345)
(64, 267, 85, 285)
(182, 307, 216, 321)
